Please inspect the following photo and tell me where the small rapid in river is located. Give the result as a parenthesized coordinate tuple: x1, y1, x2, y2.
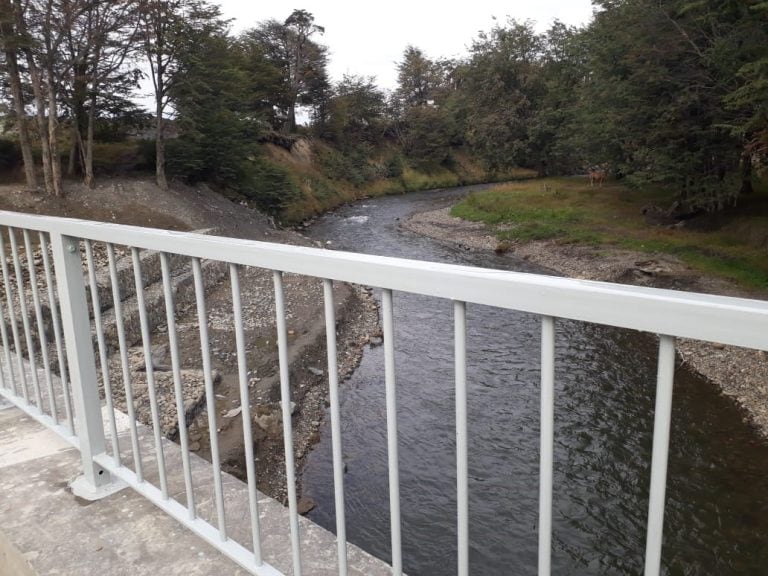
(302, 186, 768, 575)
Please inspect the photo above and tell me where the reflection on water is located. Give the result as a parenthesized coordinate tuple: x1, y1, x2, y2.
(303, 187, 768, 575)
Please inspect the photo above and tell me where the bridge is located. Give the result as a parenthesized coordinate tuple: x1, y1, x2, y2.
(0, 210, 766, 576)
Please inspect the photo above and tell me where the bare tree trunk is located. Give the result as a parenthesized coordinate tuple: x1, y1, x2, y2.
(4, 51, 37, 190)
(84, 93, 96, 188)
(286, 103, 297, 134)
(156, 113, 168, 190)
(46, 69, 63, 196)
(27, 62, 54, 195)
(13, 0, 55, 195)
(155, 67, 168, 190)
(0, 0, 37, 190)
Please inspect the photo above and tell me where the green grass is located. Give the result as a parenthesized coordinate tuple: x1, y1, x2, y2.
(450, 176, 768, 292)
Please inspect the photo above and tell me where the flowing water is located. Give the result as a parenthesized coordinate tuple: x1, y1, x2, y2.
(302, 186, 768, 575)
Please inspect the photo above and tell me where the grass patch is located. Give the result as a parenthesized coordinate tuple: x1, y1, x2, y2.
(450, 176, 768, 291)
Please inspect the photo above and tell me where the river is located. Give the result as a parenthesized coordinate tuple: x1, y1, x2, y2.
(302, 186, 768, 575)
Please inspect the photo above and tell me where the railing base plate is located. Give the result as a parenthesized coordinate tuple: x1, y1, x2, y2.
(70, 473, 128, 501)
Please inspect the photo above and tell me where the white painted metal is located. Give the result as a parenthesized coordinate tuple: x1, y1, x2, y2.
(23, 229, 56, 422)
(107, 243, 143, 480)
(644, 335, 676, 576)
(132, 247, 169, 499)
(230, 263, 263, 565)
(454, 300, 469, 576)
(160, 252, 197, 520)
(382, 288, 402, 576)
(0, 212, 764, 350)
(0, 228, 27, 402)
(1, 383, 80, 447)
(1, 210, 767, 576)
(85, 240, 120, 466)
(273, 270, 303, 576)
(193, 257, 227, 541)
(323, 279, 349, 576)
(0, 275, 13, 395)
(40, 232, 74, 435)
(92, 453, 284, 576)
(539, 316, 555, 576)
(9, 227, 41, 407)
(49, 232, 111, 489)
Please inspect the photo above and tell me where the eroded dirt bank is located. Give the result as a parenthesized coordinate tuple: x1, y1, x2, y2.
(404, 206, 768, 436)
(0, 178, 379, 505)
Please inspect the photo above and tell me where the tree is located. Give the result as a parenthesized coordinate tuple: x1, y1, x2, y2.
(319, 74, 386, 146)
(395, 45, 440, 108)
(11, 0, 77, 196)
(245, 9, 329, 133)
(168, 17, 254, 188)
(459, 19, 546, 171)
(139, 0, 222, 190)
(0, 0, 36, 190)
(70, 1, 140, 187)
(581, 0, 767, 209)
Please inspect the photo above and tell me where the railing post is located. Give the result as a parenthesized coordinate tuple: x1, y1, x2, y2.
(50, 232, 113, 494)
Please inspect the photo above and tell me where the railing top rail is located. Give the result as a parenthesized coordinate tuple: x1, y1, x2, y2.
(1, 209, 766, 350)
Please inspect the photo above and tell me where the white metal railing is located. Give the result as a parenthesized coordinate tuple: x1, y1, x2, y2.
(0, 209, 766, 576)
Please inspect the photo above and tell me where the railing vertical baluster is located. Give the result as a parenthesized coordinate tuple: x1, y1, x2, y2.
(382, 288, 402, 576)
(107, 243, 143, 480)
(50, 232, 111, 489)
(161, 252, 196, 519)
(85, 241, 120, 466)
(0, 284, 13, 395)
(454, 300, 469, 576)
(24, 229, 56, 422)
(0, 228, 26, 403)
(0, 233, 16, 396)
(644, 335, 676, 576)
(539, 315, 555, 576)
(273, 270, 303, 576)
(132, 248, 168, 499)
(9, 227, 41, 407)
(230, 263, 263, 565)
(193, 257, 227, 541)
(323, 279, 349, 576)
(40, 232, 74, 434)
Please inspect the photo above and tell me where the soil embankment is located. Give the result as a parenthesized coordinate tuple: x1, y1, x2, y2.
(0, 177, 379, 502)
(404, 206, 768, 436)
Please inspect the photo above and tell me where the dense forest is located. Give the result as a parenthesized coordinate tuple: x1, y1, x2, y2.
(0, 0, 766, 217)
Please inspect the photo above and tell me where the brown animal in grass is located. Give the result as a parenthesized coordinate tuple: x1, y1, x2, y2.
(589, 169, 607, 188)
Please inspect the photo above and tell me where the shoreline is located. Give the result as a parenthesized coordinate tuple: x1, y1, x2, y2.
(403, 206, 768, 438)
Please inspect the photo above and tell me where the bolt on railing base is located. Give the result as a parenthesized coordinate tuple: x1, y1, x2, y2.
(70, 473, 128, 501)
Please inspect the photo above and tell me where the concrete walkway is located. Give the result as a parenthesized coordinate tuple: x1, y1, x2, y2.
(0, 398, 391, 575)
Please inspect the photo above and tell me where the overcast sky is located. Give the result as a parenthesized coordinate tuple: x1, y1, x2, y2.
(216, 1, 596, 91)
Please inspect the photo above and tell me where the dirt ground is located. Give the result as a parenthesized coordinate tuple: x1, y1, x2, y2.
(404, 206, 768, 437)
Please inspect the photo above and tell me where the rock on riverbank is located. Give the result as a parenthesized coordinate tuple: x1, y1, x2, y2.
(404, 207, 768, 437)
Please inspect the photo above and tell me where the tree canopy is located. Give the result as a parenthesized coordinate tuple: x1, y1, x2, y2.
(0, 1, 765, 211)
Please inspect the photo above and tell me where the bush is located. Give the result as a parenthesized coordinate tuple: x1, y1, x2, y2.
(386, 153, 405, 178)
(240, 157, 301, 214)
(0, 139, 21, 172)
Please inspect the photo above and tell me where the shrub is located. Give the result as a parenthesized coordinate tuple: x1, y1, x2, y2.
(241, 157, 301, 214)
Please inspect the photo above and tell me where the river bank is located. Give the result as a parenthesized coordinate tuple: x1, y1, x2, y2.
(0, 177, 381, 505)
(403, 206, 768, 437)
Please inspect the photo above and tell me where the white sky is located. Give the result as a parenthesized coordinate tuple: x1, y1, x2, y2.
(216, 1, 596, 91)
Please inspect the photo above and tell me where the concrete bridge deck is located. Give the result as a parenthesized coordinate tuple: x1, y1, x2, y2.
(0, 398, 390, 575)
